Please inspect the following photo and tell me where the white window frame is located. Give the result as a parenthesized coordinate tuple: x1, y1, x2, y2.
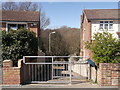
(109, 21, 113, 29)
(99, 21, 113, 30)
(6, 22, 27, 31)
(99, 21, 104, 29)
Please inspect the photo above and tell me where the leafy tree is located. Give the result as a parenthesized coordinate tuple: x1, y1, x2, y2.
(85, 32, 120, 66)
(2, 29, 38, 66)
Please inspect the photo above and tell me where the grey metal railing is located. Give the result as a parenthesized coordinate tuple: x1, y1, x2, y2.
(23, 56, 90, 84)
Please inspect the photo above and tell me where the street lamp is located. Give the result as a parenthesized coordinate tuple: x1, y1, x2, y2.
(49, 31, 56, 52)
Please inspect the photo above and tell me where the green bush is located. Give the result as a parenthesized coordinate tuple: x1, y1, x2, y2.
(2, 28, 38, 66)
(85, 32, 120, 66)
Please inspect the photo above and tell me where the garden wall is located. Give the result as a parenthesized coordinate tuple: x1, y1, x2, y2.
(97, 63, 120, 86)
(3, 59, 24, 85)
(2, 59, 52, 85)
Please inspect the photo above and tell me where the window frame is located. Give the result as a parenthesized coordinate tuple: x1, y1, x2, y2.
(8, 24, 17, 31)
(6, 23, 27, 31)
(99, 21, 113, 30)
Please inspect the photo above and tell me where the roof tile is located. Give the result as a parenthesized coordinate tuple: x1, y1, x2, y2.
(1, 10, 40, 22)
(83, 9, 120, 20)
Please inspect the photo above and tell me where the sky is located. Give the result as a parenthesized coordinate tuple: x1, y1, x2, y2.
(1, 1, 119, 29)
(40, 2, 118, 29)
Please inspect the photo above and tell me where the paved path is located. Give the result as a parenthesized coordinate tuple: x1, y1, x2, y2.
(1, 83, 119, 88)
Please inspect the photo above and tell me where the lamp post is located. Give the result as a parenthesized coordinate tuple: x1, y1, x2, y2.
(49, 31, 56, 52)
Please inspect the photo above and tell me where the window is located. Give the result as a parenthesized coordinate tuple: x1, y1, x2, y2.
(110, 21, 113, 23)
(104, 24, 108, 29)
(109, 21, 113, 29)
(8, 24, 26, 31)
(109, 24, 113, 29)
(100, 21, 103, 23)
(8, 24, 17, 31)
(100, 21, 103, 29)
(18, 24, 26, 29)
(105, 21, 108, 23)
(99, 21, 113, 30)
(100, 24, 103, 29)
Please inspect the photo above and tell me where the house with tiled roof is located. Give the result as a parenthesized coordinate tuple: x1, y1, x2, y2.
(1, 10, 40, 37)
(80, 9, 120, 58)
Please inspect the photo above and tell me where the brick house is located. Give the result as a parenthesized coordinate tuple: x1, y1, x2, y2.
(80, 9, 120, 58)
(0, 10, 40, 37)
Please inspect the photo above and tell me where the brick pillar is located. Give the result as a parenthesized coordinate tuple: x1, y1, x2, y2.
(97, 63, 120, 86)
(3, 60, 23, 85)
(3, 60, 13, 68)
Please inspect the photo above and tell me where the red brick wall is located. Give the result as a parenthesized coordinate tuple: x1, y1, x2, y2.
(97, 63, 120, 86)
(3, 60, 24, 85)
(1, 23, 6, 31)
(80, 13, 92, 59)
(28, 23, 40, 37)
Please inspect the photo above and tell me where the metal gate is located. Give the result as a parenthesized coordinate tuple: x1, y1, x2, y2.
(23, 56, 90, 84)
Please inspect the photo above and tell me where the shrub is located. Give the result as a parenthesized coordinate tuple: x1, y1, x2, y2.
(85, 32, 120, 66)
(2, 28, 38, 66)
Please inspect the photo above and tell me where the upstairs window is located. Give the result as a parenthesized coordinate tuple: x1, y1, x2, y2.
(109, 21, 113, 29)
(100, 21, 103, 29)
(105, 24, 108, 29)
(99, 21, 113, 30)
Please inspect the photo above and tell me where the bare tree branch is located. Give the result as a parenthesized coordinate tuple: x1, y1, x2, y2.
(18, 2, 38, 11)
(31, 3, 38, 11)
(2, 2, 18, 10)
(38, 5, 50, 30)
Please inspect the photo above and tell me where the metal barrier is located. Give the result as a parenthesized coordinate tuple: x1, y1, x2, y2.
(23, 56, 90, 84)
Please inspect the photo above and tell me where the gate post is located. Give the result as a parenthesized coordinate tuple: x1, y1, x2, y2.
(52, 57, 54, 80)
(69, 57, 72, 85)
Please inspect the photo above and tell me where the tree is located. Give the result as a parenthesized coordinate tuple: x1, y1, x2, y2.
(40, 12, 50, 30)
(18, 2, 38, 11)
(50, 31, 69, 56)
(58, 26, 80, 55)
(2, 29, 38, 66)
(2, 2, 38, 11)
(0, 31, 2, 65)
(2, 2, 18, 10)
(85, 32, 120, 66)
(39, 27, 80, 56)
